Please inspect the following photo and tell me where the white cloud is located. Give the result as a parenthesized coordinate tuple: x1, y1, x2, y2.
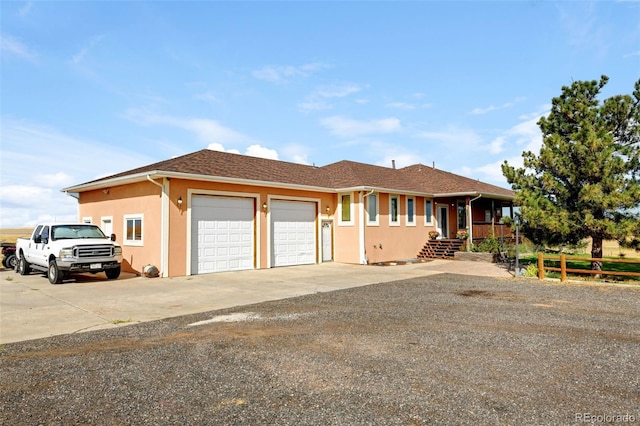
(623, 50, 640, 58)
(556, 2, 609, 58)
(471, 97, 525, 115)
(71, 34, 106, 65)
(252, 62, 330, 83)
(195, 91, 221, 103)
(416, 127, 483, 146)
(0, 34, 37, 62)
(299, 83, 363, 111)
(33, 172, 75, 189)
(377, 152, 424, 169)
(487, 136, 506, 154)
(125, 109, 251, 145)
(206, 143, 278, 160)
(18, 2, 33, 17)
(297, 100, 332, 111)
(245, 144, 279, 160)
(320, 116, 402, 138)
(386, 102, 417, 110)
(281, 143, 311, 165)
(207, 142, 239, 154)
(0, 117, 155, 227)
(315, 84, 362, 98)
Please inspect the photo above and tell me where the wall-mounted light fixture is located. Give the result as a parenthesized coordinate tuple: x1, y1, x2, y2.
(177, 196, 183, 208)
(103, 188, 110, 194)
(262, 202, 268, 212)
(325, 206, 330, 213)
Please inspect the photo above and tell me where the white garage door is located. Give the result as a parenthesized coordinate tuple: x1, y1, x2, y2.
(271, 201, 316, 267)
(191, 196, 254, 274)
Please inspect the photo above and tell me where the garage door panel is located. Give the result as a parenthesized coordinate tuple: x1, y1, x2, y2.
(191, 196, 255, 274)
(271, 201, 316, 267)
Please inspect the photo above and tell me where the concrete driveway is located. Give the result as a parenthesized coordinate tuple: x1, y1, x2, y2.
(0, 260, 512, 344)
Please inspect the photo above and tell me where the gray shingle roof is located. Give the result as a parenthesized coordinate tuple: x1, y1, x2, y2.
(70, 149, 514, 198)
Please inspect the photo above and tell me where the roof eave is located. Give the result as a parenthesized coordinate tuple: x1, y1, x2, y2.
(63, 171, 337, 194)
(434, 191, 515, 201)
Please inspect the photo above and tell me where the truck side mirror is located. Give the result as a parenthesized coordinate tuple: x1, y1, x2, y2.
(110, 234, 117, 242)
(34, 235, 42, 244)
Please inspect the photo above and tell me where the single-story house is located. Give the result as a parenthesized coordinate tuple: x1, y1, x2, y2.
(63, 149, 515, 277)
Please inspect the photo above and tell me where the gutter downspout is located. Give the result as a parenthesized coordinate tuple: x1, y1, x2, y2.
(147, 175, 169, 278)
(359, 189, 375, 264)
(468, 194, 482, 247)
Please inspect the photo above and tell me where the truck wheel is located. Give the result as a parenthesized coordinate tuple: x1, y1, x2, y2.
(105, 266, 121, 280)
(1, 257, 7, 268)
(48, 260, 63, 284)
(5, 254, 17, 270)
(18, 255, 31, 275)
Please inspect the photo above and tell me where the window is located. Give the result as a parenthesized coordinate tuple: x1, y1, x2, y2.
(367, 193, 378, 225)
(339, 194, 353, 225)
(406, 197, 415, 226)
(124, 214, 144, 246)
(389, 195, 399, 225)
(425, 199, 433, 225)
(457, 201, 467, 230)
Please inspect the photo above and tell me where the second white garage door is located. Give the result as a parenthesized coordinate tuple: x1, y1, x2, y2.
(191, 196, 254, 274)
(271, 201, 316, 267)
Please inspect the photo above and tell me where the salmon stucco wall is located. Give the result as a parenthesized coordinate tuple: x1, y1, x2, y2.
(167, 179, 337, 277)
(363, 194, 436, 264)
(78, 181, 163, 275)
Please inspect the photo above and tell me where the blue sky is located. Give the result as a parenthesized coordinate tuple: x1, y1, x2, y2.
(1, 1, 639, 227)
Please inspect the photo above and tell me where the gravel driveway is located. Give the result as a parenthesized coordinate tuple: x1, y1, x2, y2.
(1, 274, 639, 425)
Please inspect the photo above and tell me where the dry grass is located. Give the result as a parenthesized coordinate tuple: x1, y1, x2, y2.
(0, 228, 33, 244)
(583, 238, 640, 258)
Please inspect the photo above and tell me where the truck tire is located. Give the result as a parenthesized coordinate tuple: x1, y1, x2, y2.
(48, 260, 63, 284)
(1, 257, 7, 268)
(18, 254, 31, 275)
(5, 254, 17, 270)
(105, 266, 121, 280)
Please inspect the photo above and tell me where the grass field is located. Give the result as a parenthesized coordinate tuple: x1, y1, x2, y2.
(584, 238, 640, 258)
(0, 228, 33, 244)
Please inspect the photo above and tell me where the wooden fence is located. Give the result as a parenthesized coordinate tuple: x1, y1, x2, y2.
(537, 253, 640, 282)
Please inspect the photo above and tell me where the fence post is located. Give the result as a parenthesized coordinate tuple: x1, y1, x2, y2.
(560, 253, 567, 282)
(538, 252, 544, 280)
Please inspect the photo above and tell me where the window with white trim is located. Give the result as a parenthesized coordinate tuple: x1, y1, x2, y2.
(425, 199, 433, 225)
(124, 214, 144, 246)
(389, 195, 399, 226)
(339, 193, 353, 225)
(406, 197, 415, 226)
(367, 193, 378, 225)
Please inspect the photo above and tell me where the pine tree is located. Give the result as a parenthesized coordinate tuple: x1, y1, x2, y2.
(502, 76, 640, 270)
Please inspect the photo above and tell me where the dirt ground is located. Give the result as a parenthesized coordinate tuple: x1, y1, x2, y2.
(1, 273, 639, 425)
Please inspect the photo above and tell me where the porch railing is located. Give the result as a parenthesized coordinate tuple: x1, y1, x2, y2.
(471, 222, 512, 240)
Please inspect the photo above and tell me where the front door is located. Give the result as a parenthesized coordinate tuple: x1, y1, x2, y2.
(321, 221, 333, 262)
(437, 205, 449, 239)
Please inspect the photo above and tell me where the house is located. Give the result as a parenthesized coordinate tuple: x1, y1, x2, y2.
(63, 149, 515, 277)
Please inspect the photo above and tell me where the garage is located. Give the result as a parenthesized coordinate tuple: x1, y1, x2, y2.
(271, 200, 317, 267)
(191, 196, 255, 274)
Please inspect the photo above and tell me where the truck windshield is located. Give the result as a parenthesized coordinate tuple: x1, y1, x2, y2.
(51, 225, 107, 240)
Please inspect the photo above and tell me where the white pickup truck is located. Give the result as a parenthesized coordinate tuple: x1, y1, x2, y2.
(16, 223, 123, 284)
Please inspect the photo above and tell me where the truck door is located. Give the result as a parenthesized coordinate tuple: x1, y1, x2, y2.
(24, 225, 43, 263)
(36, 226, 50, 265)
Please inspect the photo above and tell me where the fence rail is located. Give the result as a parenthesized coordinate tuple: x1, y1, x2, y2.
(537, 253, 640, 282)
